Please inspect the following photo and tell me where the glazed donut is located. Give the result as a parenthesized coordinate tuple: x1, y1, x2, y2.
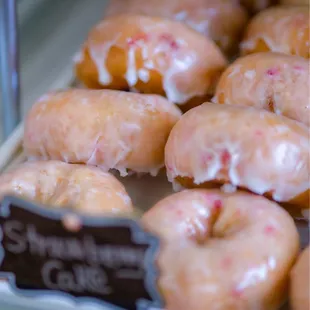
(104, 0, 248, 55)
(290, 246, 310, 310)
(241, 6, 309, 58)
(75, 15, 227, 111)
(142, 189, 299, 310)
(213, 52, 310, 126)
(239, 0, 278, 14)
(24, 89, 181, 177)
(281, 0, 309, 5)
(0, 161, 133, 215)
(165, 103, 310, 209)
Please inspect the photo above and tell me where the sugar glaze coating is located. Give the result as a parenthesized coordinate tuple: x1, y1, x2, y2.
(142, 189, 299, 310)
(75, 15, 227, 109)
(165, 103, 310, 209)
(0, 161, 133, 215)
(241, 6, 309, 58)
(213, 52, 310, 126)
(104, 0, 248, 54)
(24, 89, 181, 176)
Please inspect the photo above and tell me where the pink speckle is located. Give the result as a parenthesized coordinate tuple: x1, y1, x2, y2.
(202, 153, 214, 165)
(232, 287, 243, 298)
(203, 193, 221, 204)
(159, 33, 179, 50)
(264, 225, 276, 235)
(235, 209, 241, 217)
(176, 209, 183, 217)
(255, 130, 263, 137)
(221, 257, 232, 269)
(186, 226, 196, 240)
(166, 164, 173, 172)
(266, 68, 279, 77)
(293, 65, 304, 71)
(203, 193, 212, 201)
(205, 154, 214, 161)
(127, 33, 149, 46)
(213, 199, 223, 211)
(221, 149, 231, 166)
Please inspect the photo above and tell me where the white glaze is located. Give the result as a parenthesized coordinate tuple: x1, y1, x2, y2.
(103, 0, 248, 53)
(165, 104, 310, 204)
(84, 16, 227, 106)
(88, 29, 119, 85)
(241, 6, 308, 57)
(24, 89, 181, 177)
(0, 161, 133, 215)
(213, 53, 310, 126)
(142, 189, 299, 309)
(126, 47, 138, 87)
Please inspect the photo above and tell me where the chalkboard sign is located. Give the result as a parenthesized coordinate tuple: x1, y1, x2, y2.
(0, 196, 163, 310)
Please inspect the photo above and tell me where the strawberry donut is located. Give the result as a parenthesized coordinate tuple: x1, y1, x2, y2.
(142, 189, 299, 310)
(23, 89, 181, 176)
(213, 52, 310, 126)
(104, 0, 248, 55)
(0, 161, 133, 215)
(165, 103, 310, 209)
(75, 15, 227, 111)
(241, 6, 309, 58)
(290, 246, 310, 310)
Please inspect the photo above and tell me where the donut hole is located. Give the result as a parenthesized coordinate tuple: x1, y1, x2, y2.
(190, 205, 222, 245)
(183, 193, 248, 244)
(266, 95, 275, 113)
(212, 205, 248, 239)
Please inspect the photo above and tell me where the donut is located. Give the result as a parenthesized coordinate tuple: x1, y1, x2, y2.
(24, 89, 181, 177)
(104, 0, 248, 55)
(240, 6, 309, 58)
(165, 103, 310, 209)
(0, 161, 133, 215)
(213, 52, 310, 126)
(142, 189, 299, 310)
(74, 15, 228, 111)
(238, 0, 278, 14)
(290, 246, 310, 310)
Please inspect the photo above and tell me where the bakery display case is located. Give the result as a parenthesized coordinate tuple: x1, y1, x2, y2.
(0, 0, 309, 309)
(0, 0, 109, 142)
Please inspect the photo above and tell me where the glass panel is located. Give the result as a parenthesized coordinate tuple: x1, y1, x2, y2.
(0, 0, 108, 144)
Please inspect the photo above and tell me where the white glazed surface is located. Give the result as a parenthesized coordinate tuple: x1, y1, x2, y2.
(165, 104, 310, 205)
(142, 189, 299, 310)
(241, 6, 309, 58)
(23, 89, 181, 176)
(0, 161, 133, 215)
(0, 169, 307, 310)
(213, 52, 310, 126)
(75, 15, 227, 105)
(103, 0, 248, 53)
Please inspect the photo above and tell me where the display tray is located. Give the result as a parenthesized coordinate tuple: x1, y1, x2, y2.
(0, 71, 308, 310)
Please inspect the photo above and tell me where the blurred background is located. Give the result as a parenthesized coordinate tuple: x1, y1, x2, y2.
(0, 0, 109, 144)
